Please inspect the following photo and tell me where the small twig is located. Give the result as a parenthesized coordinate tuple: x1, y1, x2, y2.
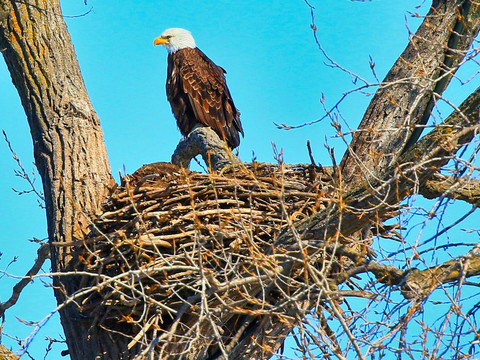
(0, 244, 50, 318)
(306, 140, 324, 173)
(193, 156, 207, 173)
(3, 130, 45, 207)
(306, 140, 316, 166)
(62, 6, 93, 18)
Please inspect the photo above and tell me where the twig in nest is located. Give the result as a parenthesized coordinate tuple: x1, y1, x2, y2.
(306, 140, 324, 173)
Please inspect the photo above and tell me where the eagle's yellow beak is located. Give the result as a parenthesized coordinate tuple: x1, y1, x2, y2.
(154, 36, 169, 46)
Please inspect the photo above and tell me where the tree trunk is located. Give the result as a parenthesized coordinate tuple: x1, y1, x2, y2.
(0, 0, 116, 358)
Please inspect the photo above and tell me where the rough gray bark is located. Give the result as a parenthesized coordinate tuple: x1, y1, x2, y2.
(171, 125, 241, 170)
(0, 0, 116, 358)
(0, 0, 113, 265)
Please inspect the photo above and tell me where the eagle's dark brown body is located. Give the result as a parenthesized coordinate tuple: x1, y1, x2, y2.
(166, 48, 243, 149)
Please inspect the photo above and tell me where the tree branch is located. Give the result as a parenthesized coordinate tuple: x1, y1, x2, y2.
(420, 172, 480, 205)
(171, 126, 241, 171)
(344, 252, 480, 300)
(0, 244, 50, 318)
(340, 0, 480, 180)
(399, 85, 480, 171)
(400, 252, 480, 300)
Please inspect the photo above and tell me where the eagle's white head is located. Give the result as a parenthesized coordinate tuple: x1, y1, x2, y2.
(154, 28, 196, 53)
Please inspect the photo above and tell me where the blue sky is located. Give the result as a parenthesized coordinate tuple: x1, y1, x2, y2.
(1, 1, 478, 358)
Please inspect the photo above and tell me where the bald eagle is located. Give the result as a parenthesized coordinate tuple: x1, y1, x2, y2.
(154, 28, 244, 149)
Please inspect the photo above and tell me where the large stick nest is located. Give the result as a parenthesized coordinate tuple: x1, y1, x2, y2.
(69, 162, 344, 358)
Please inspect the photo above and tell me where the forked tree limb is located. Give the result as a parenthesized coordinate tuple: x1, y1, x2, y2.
(340, 0, 480, 181)
(171, 126, 241, 170)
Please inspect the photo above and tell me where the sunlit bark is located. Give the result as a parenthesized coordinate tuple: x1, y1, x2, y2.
(0, 0, 114, 358)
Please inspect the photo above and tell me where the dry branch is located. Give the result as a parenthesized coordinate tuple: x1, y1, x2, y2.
(401, 253, 480, 299)
(0, 244, 50, 318)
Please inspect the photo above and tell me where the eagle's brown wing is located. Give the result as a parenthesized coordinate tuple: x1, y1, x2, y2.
(167, 48, 243, 148)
